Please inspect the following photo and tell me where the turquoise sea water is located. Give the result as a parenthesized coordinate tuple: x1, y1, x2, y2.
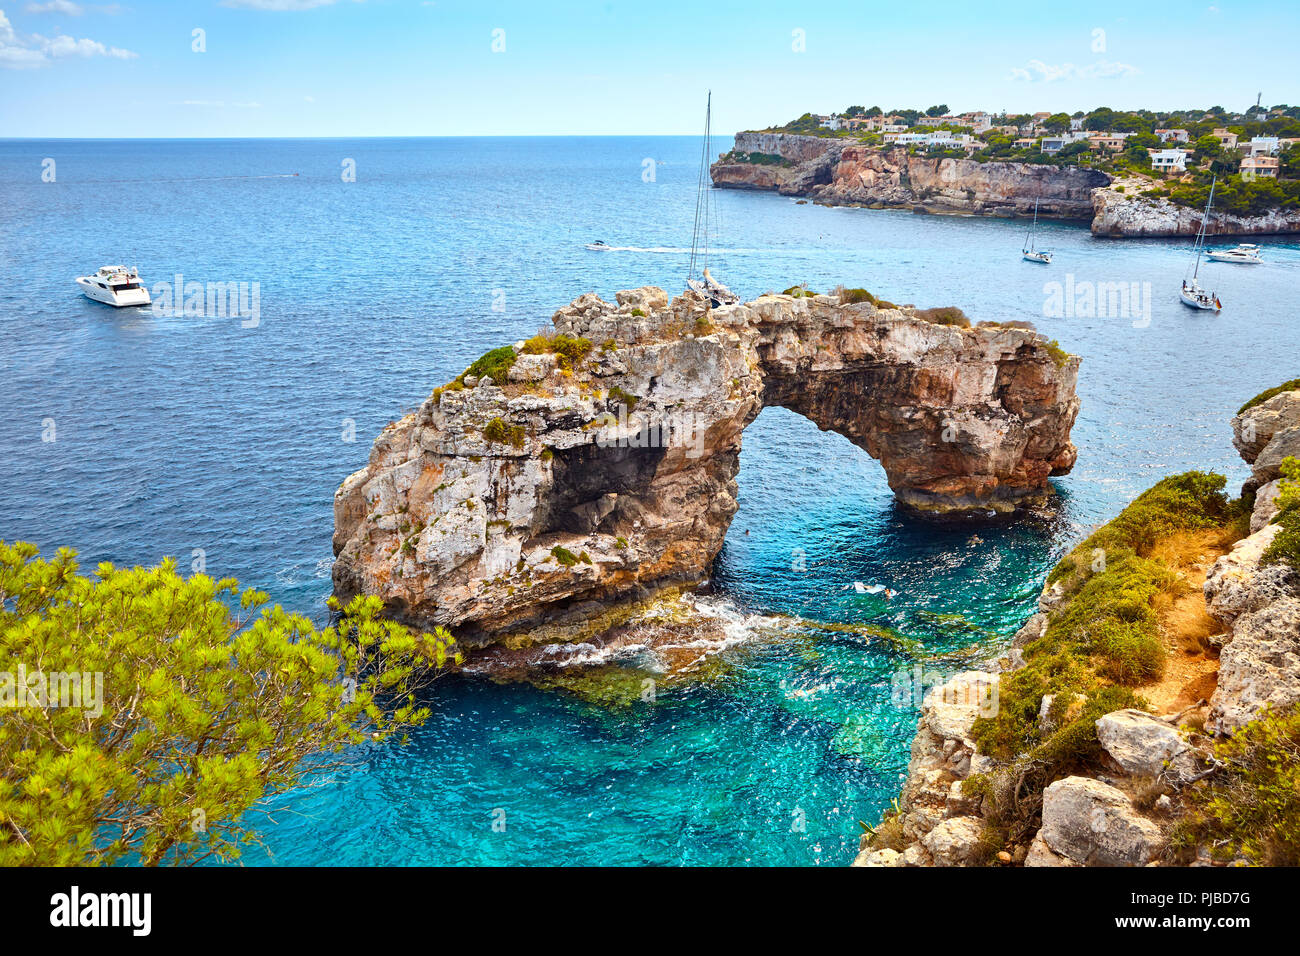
(2, 137, 1298, 865)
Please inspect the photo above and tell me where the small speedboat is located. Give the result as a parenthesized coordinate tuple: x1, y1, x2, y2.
(1206, 243, 1263, 264)
(76, 265, 151, 307)
(585, 240, 611, 251)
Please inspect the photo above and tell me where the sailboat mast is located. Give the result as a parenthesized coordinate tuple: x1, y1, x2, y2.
(1194, 176, 1216, 280)
(688, 91, 712, 280)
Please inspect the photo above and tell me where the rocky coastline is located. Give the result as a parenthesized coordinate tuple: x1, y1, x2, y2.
(332, 286, 1079, 663)
(856, 387, 1300, 867)
(714, 131, 1300, 237)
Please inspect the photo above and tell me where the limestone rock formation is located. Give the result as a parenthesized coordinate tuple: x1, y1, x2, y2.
(1091, 181, 1300, 238)
(332, 288, 1079, 644)
(821, 145, 1106, 219)
(712, 133, 1107, 219)
(712, 132, 1300, 237)
(851, 670, 999, 868)
(1037, 777, 1162, 866)
(1095, 709, 1196, 782)
(1204, 390, 1300, 733)
(869, 388, 1300, 867)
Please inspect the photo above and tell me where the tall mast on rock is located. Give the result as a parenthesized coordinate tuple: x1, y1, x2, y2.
(689, 90, 713, 281)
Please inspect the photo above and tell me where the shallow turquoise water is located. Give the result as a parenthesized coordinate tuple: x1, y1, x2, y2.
(2, 136, 1296, 864)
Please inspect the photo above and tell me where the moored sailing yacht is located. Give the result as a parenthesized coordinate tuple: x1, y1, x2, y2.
(1022, 199, 1052, 264)
(1180, 176, 1222, 312)
(685, 91, 739, 308)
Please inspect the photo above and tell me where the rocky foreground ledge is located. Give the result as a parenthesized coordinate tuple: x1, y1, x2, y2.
(859, 388, 1300, 867)
(332, 286, 1079, 645)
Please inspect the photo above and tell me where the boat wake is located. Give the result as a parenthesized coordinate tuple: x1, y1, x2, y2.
(587, 245, 759, 254)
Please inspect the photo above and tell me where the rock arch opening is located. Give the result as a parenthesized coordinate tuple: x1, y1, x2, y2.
(332, 287, 1079, 641)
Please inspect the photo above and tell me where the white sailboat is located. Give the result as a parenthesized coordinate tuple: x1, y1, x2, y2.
(685, 91, 739, 308)
(1206, 242, 1263, 264)
(1180, 176, 1223, 312)
(1022, 199, 1052, 264)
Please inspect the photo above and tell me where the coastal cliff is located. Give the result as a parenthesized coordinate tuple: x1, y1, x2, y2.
(858, 387, 1300, 867)
(1091, 179, 1300, 237)
(712, 132, 1108, 219)
(332, 286, 1079, 650)
(715, 131, 1300, 236)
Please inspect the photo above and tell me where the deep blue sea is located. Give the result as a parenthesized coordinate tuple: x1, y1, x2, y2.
(3, 137, 1297, 865)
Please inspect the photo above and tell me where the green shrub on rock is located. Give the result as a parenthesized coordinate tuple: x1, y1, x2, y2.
(460, 345, 517, 386)
(1173, 704, 1300, 865)
(1238, 378, 1300, 415)
(1263, 457, 1300, 571)
(482, 417, 525, 449)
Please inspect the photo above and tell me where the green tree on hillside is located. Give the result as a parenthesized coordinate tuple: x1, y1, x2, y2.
(1043, 113, 1072, 133)
(0, 542, 460, 866)
(925, 104, 950, 117)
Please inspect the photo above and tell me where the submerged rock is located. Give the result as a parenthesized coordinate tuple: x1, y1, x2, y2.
(333, 286, 1079, 646)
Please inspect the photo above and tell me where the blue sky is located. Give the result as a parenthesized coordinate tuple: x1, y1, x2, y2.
(1, 0, 1295, 137)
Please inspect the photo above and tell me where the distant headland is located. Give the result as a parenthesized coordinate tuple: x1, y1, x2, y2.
(713, 104, 1300, 237)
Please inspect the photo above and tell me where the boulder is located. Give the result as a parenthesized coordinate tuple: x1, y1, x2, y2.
(1040, 777, 1162, 866)
(1209, 596, 1300, 734)
(1095, 709, 1196, 781)
(924, 671, 1000, 741)
(1253, 424, 1300, 486)
(920, 816, 986, 866)
(851, 847, 903, 868)
(1251, 478, 1283, 533)
(1204, 523, 1294, 626)
(1025, 833, 1081, 868)
(1232, 390, 1300, 464)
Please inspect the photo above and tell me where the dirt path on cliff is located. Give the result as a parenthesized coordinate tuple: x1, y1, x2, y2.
(1137, 528, 1236, 715)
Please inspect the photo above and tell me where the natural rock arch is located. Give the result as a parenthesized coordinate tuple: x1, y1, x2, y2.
(332, 287, 1079, 645)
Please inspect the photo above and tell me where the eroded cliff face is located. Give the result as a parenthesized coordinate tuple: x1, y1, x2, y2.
(332, 287, 1080, 643)
(821, 146, 1107, 219)
(1204, 390, 1300, 733)
(861, 394, 1300, 867)
(1091, 180, 1300, 237)
(716, 132, 1300, 236)
(712, 132, 1109, 219)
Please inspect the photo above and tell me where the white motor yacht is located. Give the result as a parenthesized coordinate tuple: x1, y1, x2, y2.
(76, 266, 151, 308)
(1206, 243, 1263, 264)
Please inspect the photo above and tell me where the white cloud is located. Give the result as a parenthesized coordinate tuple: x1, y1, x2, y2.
(181, 99, 262, 108)
(220, 0, 346, 9)
(25, 1, 84, 14)
(0, 8, 136, 67)
(1009, 58, 1139, 82)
